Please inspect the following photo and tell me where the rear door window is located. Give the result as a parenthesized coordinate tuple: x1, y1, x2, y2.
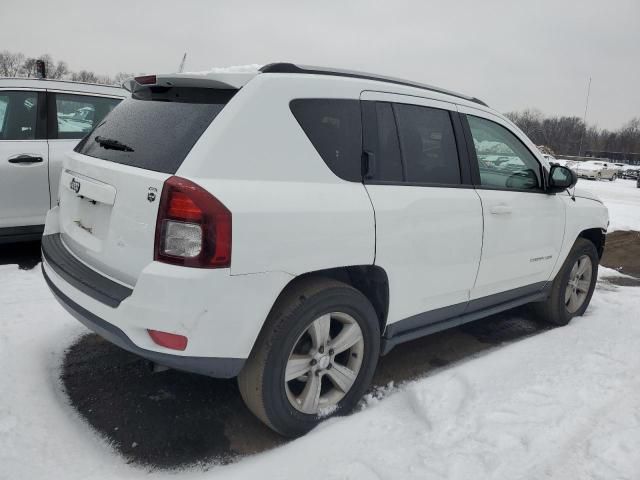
(53, 93, 121, 139)
(290, 99, 362, 182)
(394, 103, 461, 185)
(75, 87, 236, 174)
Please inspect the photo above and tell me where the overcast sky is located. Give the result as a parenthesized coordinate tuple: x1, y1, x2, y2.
(3, 0, 638, 129)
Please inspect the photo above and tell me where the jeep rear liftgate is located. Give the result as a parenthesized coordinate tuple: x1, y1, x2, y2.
(56, 84, 237, 286)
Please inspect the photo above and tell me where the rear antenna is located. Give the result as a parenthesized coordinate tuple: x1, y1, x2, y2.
(178, 53, 187, 73)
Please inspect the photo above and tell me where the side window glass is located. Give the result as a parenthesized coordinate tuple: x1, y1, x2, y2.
(374, 102, 403, 182)
(55, 94, 121, 139)
(0, 96, 7, 135)
(394, 104, 460, 184)
(290, 99, 362, 182)
(0, 91, 38, 140)
(467, 115, 541, 190)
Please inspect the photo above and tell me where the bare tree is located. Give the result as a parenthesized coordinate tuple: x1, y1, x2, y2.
(95, 74, 114, 85)
(71, 70, 98, 83)
(50, 61, 69, 79)
(37, 54, 69, 79)
(37, 54, 54, 77)
(113, 71, 134, 86)
(507, 110, 640, 156)
(20, 58, 40, 77)
(0, 50, 25, 77)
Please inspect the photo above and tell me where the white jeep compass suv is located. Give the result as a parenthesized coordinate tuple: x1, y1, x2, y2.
(41, 64, 609, 437)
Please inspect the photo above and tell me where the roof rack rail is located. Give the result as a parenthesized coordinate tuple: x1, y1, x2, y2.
(259, 63, 488, 107)
(0, 76, 123, 90)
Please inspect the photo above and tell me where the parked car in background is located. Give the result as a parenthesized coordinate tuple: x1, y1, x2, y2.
(613, 163, 627, 174)
(41, 64, 608, 437)
(575, 160, 617, 181)
(0, 78, 126, 243)
(622, 166, 640, 180)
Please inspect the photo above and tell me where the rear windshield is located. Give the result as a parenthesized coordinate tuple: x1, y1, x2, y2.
(75, 87, 236, 174)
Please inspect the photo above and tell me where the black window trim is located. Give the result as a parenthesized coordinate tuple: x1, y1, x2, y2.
(362, 100, 472, 188)
(461, 113, 550, 195)
(390, 102, 409, 181)
(46, 90, 57, 139)
(36, 91, 47, 140)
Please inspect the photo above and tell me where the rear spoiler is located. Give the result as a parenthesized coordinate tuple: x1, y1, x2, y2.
(123, 72, 258, 93)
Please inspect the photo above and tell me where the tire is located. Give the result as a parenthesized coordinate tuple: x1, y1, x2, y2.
(596, 172, 602, 181)
(238, 277, 380, 437)
(534, 238, 599, 326)
(610, 174, 616, 181)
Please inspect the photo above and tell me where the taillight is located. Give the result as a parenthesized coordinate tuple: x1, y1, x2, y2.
(154, 176, 231, 268)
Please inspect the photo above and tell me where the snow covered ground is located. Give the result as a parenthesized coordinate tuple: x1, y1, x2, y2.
(1, 179, 640, 480)
(579, 178, 640, 232)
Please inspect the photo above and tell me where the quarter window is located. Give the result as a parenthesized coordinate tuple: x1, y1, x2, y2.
(467, 115, 542, 190)
(54, 93, 121, 139)
(0, 91, 39, 140)
(394, 104, 460, 184)
(290, 99, 362, 182)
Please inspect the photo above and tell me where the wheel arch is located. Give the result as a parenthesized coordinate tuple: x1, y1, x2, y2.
(264, 265, 390, 341)
(578, 227, 606, 259)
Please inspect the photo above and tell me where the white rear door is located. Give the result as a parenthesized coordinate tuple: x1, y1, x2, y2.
(360, 92, 483, 326)
(0, 89, 49, 230)
(460, 107, 566, 299)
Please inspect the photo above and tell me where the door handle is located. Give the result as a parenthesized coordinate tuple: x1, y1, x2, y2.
(362, 150, 376, 180)
(490, 205, 512, 215)
(8, 155, 44, 164)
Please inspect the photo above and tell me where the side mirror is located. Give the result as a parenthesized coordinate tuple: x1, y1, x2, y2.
(548, 165, 578, 193)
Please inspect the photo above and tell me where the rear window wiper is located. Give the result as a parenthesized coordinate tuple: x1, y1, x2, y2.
(95, 136, 134, 152)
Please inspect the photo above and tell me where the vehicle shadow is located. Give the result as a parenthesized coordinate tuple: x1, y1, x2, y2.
(60, 306, 548, 470)
(0, 241, 41, 270)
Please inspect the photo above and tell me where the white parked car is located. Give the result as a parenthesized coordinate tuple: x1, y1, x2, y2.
(0, 78, 127, 243)
(612, 163, 628, 175)
(575, 160, 618, 181)
(41, 64, 609, 437)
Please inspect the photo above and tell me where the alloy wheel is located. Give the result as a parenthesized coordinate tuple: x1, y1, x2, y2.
(565, 255, 593, 313)
(284, 312, 364, 414)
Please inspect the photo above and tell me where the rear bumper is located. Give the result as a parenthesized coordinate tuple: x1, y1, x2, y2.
(40, 225, 293, 377)
(42, 233, 132, 308)
(43, 264, 245, 378)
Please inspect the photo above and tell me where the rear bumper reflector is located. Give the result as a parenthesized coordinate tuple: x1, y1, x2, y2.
(148, 330, 188, 351)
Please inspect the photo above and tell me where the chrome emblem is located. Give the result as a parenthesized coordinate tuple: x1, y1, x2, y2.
(70, 178, 81, 194)
(147, 187, 157, 203)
